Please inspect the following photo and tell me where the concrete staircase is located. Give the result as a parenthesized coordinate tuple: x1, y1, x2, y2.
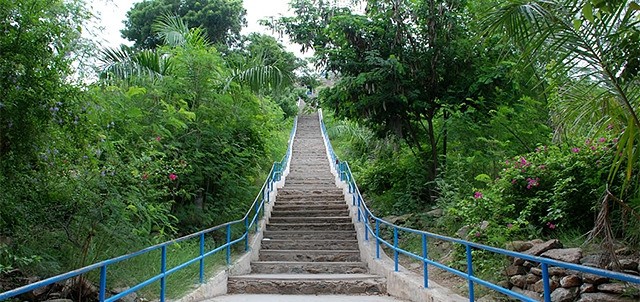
(227, 113, 386, 295)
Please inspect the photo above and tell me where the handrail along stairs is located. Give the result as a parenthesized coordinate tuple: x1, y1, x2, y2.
(318, 110, 640, 302)
(0, 117, 298, 302)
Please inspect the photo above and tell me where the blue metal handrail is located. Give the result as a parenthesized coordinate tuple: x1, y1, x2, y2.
(318, 112, 640, 302)
(0, 116, 298, 302)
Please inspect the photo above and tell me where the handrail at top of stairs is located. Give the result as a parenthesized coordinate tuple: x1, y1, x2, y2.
(0, 116, 298, 302)
(317, 111, 640, 302)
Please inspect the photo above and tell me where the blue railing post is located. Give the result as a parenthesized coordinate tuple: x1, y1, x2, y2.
(244, 217, 249, 252)
(394, 227, 399, 272)
(226, 224, 231, 265)
(542, 263, 551, 302)
(357, 195, 361, 223)
(99, 265, 107, 302)
(375, 220, 380, 259)
(160, 246, 167, 302)
(466, 245, 474, 302)
(364, 210, 369, 241)
(422, 233, 429, 288)
(199, 233, 205, 283)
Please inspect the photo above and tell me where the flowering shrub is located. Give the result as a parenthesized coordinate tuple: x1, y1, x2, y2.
(447, 133, 626, 245)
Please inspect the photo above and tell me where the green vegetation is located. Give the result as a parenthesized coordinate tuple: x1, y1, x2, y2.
(0, 0, 304, 296)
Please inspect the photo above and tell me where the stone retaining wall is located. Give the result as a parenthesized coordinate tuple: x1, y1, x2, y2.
(504, 239, 639, 302)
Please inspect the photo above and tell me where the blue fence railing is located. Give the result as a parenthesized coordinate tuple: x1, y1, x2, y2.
(318, 112, 640, 302)
(0, 117, 298, 302)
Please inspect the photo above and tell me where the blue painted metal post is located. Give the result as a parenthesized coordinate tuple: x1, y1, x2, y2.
(199, 233, 205, 283)
(542, 263, 551, 302)
(465, 245, 474, 302)
(357, 195, 361, 223)
(160, 246, 167, 302)
(393, 227, 399, 272)
(364, 211, 369, 241)
(99, 265, 107, 302)
(422, 234, 429, 288)
(244, 217, 249, 252)
(375, 220, 380, 259)
(226, 224, 232, 265)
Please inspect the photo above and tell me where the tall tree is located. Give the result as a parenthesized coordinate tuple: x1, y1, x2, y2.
(121, 0, 246, 49)
(268, 0, 473, 200)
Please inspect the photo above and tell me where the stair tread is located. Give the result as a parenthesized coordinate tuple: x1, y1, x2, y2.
(229, 273, 382, 280)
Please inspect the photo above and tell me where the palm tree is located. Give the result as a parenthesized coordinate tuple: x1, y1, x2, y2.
(484, 0, 640, 246)
(100, 14, 288, 93)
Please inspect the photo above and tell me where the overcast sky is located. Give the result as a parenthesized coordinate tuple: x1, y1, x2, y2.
(86, 0, 306, 56)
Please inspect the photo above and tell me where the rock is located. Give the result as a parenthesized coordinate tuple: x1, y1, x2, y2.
(510, 275, 527, 288)
(582, 273, 608, 285)
(541, 248, 582, 264)
(524, 239, 563, 256)
(32, 283, 51, 298)
(383, 214, 412, 225)
(597, 283, 627, 294)
(497, 280, 510, 289)
(523, 261, 536, 268)
(577, 293, 635, 302)
(425, 208, 443, 218)
(456, 225, 470, 239)
(560, 275, 581, 288)
(43, 299, 74, 302)
(530, 267, 542, 276)
(549, 267, 571, 276)
(530, 279, 559, 293)
(506, 241, 533, 252)
(525, 273, 540, 284)
(513, 257, 525, 266)
(529, 239, 544, 245)
(506, 265, 526, 276)
(580, 254, 606, 267)
(511, 287, 542, 301)
(623, 269, 639, 276)
(111, 287, 138, 302)
(480, 220, 490, 230)
(610, 259, 639, 271)
(580, 283, 597, 293)
(550, 287, 579, 302)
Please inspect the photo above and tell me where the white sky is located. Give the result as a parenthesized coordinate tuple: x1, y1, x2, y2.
(86, 0, 308, 56)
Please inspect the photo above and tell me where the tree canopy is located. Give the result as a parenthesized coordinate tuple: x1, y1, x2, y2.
(121, 0, 246, 49)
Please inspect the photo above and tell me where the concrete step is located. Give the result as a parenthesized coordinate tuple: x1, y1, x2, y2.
(266, 222, 355, 231)
(250, 261, 368, 274)
(277, 194, 345, 201)
(268, 216, 352, 224)
(263, 230, 356, 240)
(274, 201, 346, 207)
(279, 188, 343, 194)
(227, 274, 386, 295)
(258, 250, 361, 262)
(270, 209, 349, 217)
(272, 204, 348, 211)
(260, 239, 359, 250)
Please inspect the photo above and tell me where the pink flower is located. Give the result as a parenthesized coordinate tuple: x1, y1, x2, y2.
(156, 136, 162, 142)
(526, 177, 540, 189)
(590, 146, 597, 151)
(607, 124, 614, 130)
(538, 165, 546, 170)
(142, 173, 149, 180)
(585, 139, 591, 145)
(613, 138, 619, 143)
(475, 232, 481, 237)
(546, 222, 556, 230)
(598, 137, 606, 143)
(507, 223, 513, 229)
(571, 147, 580, 153)
(473, 191, 483, 199)
(169, 173, 178, 181)
(511, 179, 517, 184)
